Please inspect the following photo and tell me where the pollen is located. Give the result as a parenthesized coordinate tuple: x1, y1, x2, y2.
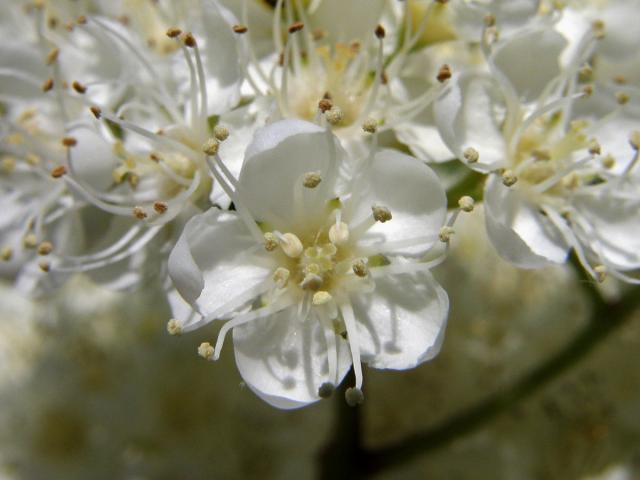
(213, 125, 230, 142)
(303, 171, 322, 188)
(202, 138, 220, 156)
(264, 232, 279, 252)
(501, 169, 518, 187)
(50, 165, 67, 178)
(166, 319, 182, 336)
(312, 291, 333, 306)
(197, 342, 215, 360)
(132, 206, 148, 220)
(463, 147, 479, 163)
(458, 196, 475, 212)
(362, 118, 378, 134)
(37, 241, 53, 255)
(325, 106, 344, 126)
(439, 226, 455, 243)
(372, 205, 392, 223)
(0, 247, 12, 261)
(352, 259, 368, 277)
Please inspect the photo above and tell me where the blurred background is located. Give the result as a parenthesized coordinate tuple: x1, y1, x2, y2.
(1, 207, 638, 480)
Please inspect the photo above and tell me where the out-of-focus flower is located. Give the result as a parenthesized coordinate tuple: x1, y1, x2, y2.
(168, 119, 449, 408)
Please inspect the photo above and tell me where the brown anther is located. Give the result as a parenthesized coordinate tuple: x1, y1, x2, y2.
(65, 21, 75, 32)
(288, 22, 304, 34)
(38, 260, 50, 273)
(374, 24, 386, 39)
(483, 14, 496, 26)
(352, 260, 368, 278)
(48, 16, 58, 29)
(37, 241, 53, 256)
(42, 78, 54, 92)
(132, 206, 148, 220)
(615, 92, 629, 105)
(233, 24, 248, 34)
(0, 247, 12, 262)
(372, 205, 392, 223)
(182, 32, 196, 47)
(50, 165, 67, 178)
(613, 75, 627, 85)
(149, 152, 160, 162)
(76, 15, 87, 25)
(581, 84, 593, 97)
(166, 27, 182, 38)
(154, 201, 168, 214)
(46, 47, 59, 65)
(437, 64, 452, 83)
(90, 105, 102, 119)
(62, 136, 77, 147)
(318, 98, 333, 113)
(312, 28, 327, 41)
(72, 81, 87, 94)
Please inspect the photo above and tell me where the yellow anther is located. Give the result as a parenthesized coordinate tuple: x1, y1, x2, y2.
(595, 265, 607, 283)
(37, 241, 53, 255)
(0, 247, 12, 261)
(352, 259, 368, 277)
(166, 319, 182, 335)
(312, 291, 333, 306)
(213, 125, 230, 141)
(362, 118, 378, 134)
(1, 157, 16, 173)
(615, 92, 629, 105)
(325, 106, 344, 125)
(23, 234, 37, 249)
(202, 138, 220, 156)
(463, 147, 479, 163)
(46, 47, 59, 65)
(280, 233, 303, 258)
(197, 342, 214, 360)
(602, 155, 615, 169)
(372, 205, 392, 223)
(501, 170, 518, 187)
(272, 267, 290, 289)
(264, 232, 278, 252)
(588, 139, 601, 155)
(439, 226, 455, 243)
(458, 196, 475, 212)
(303, 171, 322, 188)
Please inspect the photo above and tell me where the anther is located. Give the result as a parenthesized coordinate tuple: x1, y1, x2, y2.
(42, 78, 54, 92)
(153, 201, 168, 214)
(166, 319, 182, 335)
(312, 291, 333, 306)
(325, 106, 344, 126)
(374, 24, 386, 39)
(1, 157, 16, 173)
(264, 232, 278, 252)
(458, 196, 475, 212)
(581, 84, 594, 97)
(437, 64, 452, 83)
(329, 222, 350, 245)
(26, 154, 40, 166)
(202, 138, 220, 156)
(595, 265, 607, 283)
(303, 171, 322, 189)
(232, 24, 248, 34)
(629, 131, 640, 151)
(182, 32, 196, 48)
(197, 342, 214, 360)
(272, 267, 290, 288)
(615, 92, 629, 105)
(592, 20, 606, 39)
(439, 226, 454, 243)
(501, 170, 518, 187)
(166, 27, 182, 38)
(62, 136, 77, 147)
(362, 118, 378, 134)
(280, 233, 303, 258)
(90, 105, 102, 119)
(345, 387, 364, 406)
(602, 155, 615, 169)
(38, 260, 50, 273)
(288, 21, 304, 34)
(463, 147, 479, 163)
(76, 16, 87, 25)
(588, 139, 601, 156)
(213, 125, 230, 142)
(37, 241, 53, 255)
(72, 81, 87, 94)
(132, 206, 147, 220)
(352, 259, 368, 278)
(562, 172, 580, 190)
(50, 165, 67, 178)
(318, 383, 335, 399)
(372, 205, 392, 223)
(484, 14, 496, 27)
(46, 48, 59, 65)
(23, 234, 37, 249)
(318, 98, 333, 113)
(0, 247, 12, 261)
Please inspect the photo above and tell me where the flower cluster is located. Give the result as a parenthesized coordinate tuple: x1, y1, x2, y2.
(0, 0, 638, 408)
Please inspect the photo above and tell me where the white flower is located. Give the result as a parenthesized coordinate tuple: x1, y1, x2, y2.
(434, 22, 640, 282)
(168, 119, 449, 408)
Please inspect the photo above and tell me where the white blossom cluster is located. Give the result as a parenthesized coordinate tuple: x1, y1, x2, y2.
(0, 0, 638, 409)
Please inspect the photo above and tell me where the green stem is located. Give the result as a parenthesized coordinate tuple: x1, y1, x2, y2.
(362, 273, 640, 475)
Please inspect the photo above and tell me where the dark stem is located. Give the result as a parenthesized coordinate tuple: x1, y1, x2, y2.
(362, 270, 640, 475)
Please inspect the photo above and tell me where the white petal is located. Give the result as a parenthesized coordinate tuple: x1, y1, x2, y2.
(351, 269, 448, 370)
(168, 208, 272, 317)
(574, 192, 640, 270)
(493, 27, 567, 103)
(69, 126, 119, 191)
(240, 119, 347, 231)
(348, 149, 447, 256)
(484, 176, 569, 268)
(310, 0, 385, 43)
(233, 307, 352, 409)
(434, 73, 507, 172)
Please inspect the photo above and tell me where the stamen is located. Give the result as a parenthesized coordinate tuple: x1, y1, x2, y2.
(264, 232, 279, 251)
(501, 170, 518, 187)
(37, 241, 53, 255)
(202, 138, 220, 156)
(132, 206, 148, 220)
(213, 125, 229, 142)
(318, 382, 335, 399)
(458, 196, 475, 212)
(198, 342, 215, 360)
(279, 232, 303, 258)
(345, 387, 364, 406)
(23, 234, 37, 249)
(167, 319, 183, 335)
(439, 226, 454, 243)
(362, 118, 378, 134)
(372, 205, 392, 223)
(463, 147, 479, 164)
(352, 259, 368, 277)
